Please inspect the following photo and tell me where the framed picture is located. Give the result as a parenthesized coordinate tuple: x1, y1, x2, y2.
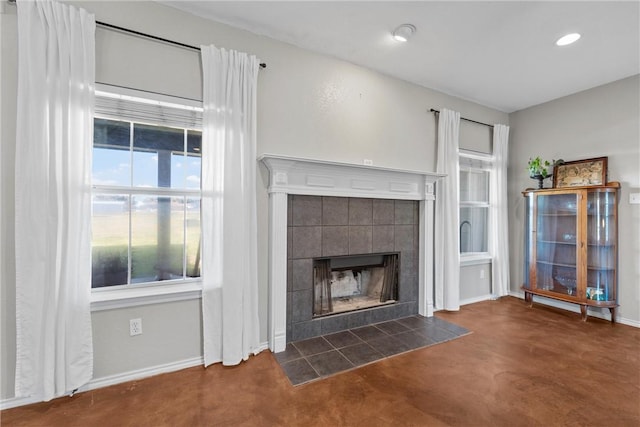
(553, 157, 608, 188)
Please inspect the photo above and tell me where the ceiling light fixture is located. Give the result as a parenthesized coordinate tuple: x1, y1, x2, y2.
(392, 24, 416, 42)
(556, 33, 581, 46)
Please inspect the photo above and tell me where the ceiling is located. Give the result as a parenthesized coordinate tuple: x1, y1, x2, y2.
(163, 1, 639, 113)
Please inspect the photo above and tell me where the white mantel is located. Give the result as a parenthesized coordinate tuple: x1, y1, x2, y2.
(259, 154, 445, 352)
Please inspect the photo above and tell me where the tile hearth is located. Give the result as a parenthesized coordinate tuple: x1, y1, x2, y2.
(275, 315, 471, 386)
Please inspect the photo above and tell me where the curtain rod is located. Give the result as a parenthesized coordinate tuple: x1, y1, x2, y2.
(97, 21, 267, 69)
(6, 0, 267, 68)
(430, 108, 493, 128)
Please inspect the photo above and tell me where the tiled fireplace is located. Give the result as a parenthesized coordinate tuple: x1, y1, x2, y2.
(287, 195, 419, 341)
(260, 155, 444, 352)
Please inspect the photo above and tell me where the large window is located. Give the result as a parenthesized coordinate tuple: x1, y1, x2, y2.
(459, 151, 491, 255)
(92, 89, 202, 289)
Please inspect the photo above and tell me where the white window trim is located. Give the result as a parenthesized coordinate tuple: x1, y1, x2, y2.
(91, 85, 203, 309)
(458, 149, 494, 162)
(460, 253, 492, 267)
(91, 280, 202, 311)
(95, 83, 203, 111)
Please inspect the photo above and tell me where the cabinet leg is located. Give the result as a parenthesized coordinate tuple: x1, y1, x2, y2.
(524, 292, 533, 306)
(609, 307, 617, 324)
(580, 305, 587, 321)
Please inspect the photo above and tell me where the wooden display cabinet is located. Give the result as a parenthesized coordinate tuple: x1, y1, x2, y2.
(522, 182, 620, 323)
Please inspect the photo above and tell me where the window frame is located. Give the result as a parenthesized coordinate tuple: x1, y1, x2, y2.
(458, 150, 493, 265)
(91, 85, 204, 310)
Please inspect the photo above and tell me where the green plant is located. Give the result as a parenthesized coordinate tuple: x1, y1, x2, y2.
(528, 157, 551, 178)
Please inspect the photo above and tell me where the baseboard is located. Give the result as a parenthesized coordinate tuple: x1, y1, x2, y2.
(0, 395, 44, 411)
(460, 294, 494, 306)
(1, 341, 270, 410)
(81, 356, 205, 393)
(508, 290, 640, 328)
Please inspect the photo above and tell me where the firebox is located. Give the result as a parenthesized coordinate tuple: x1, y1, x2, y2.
(313, 253, 399, 317)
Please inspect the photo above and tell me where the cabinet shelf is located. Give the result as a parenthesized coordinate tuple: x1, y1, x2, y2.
(524, 288, 618, 308)
(539, 213, 577, 217)
(522, 182, 620, 323)
(586, 266, 616, 272)
(536, 260, 576, 269)
(538, 240, 576, 245)
(536, 260, 615, 271)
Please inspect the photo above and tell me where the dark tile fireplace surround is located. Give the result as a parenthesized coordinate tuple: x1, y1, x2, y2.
(287, 195, 420, 342)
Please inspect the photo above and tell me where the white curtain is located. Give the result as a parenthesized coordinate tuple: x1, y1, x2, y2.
(200, 45, 260, 366)
(435, 109, 461, 311)
(15, 0, 94, 401)
(490, 124, 511, 297)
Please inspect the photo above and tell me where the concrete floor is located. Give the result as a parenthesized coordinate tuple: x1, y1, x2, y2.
(2, 296, 639, 426)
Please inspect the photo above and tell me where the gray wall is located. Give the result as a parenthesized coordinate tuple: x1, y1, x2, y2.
(508, 75, 640, 324)
(460, 264, 492, 303)
(0, 0, 508, 400)
(0, 1, 18, 403)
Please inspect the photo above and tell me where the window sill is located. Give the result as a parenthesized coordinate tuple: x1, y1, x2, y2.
(91, 281, 202, 312)
(460, 253, 492, 267)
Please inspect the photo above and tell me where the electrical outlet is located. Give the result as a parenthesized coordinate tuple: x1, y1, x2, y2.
(363, 159, 373, 166)
(129, 318, 142, 336)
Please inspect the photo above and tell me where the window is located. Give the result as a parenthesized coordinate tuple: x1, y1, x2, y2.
(459, 151, 491, 256)
(91, 88, 203, 289)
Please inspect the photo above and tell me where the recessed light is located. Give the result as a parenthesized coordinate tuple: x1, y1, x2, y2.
(392, 24, 416, 42)
(556, 33, 581, 46)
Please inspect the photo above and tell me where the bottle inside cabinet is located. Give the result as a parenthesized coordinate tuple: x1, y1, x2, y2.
(522, 183, 619, 323)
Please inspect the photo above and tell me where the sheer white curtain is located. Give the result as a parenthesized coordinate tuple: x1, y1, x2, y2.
(15, 0, 94, 401)
(200, 45, 260, 366)
(490, 124, 510, 297)
(435, 109, 461, 311)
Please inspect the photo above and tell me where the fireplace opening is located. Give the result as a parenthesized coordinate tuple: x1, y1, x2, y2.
(313, 253, 399, 317)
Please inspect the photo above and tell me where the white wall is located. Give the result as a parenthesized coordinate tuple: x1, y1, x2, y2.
(0, 0, 508, 401)
(508, 75, 640, 325)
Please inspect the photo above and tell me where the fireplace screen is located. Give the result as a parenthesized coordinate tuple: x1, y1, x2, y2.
(313, 253, 399, 317)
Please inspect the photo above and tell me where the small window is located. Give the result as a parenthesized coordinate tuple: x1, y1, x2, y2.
(459, 152, 491, 255)
(91, 89, 202, 289)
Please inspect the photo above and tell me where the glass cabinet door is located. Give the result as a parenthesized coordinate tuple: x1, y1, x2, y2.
(535, 193, 579, 297)
(586, 191, 616, 302)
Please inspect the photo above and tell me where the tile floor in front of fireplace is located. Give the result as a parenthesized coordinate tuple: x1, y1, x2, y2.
(275, 315, 471, 386)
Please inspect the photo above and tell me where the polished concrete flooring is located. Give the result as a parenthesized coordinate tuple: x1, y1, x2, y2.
(2, 297, 639, 426)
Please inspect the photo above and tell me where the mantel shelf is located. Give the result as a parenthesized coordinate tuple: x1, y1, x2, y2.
(259, 154, 444, 201)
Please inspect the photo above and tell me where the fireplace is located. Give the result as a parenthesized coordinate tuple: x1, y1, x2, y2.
(260, 155, 443, 352)
(285, 193, 420, 341)
(313, 253, 399, 317)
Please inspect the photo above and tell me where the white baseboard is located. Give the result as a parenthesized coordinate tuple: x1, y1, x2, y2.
(508, 290, 640, 328)
(0, 341, 270, 410)
(0, 395, 44, 411)
(460, 294, 494, 306)
(81, 356, 205, 393)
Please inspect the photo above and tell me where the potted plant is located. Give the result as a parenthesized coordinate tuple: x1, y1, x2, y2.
(528, 157, 563, 189)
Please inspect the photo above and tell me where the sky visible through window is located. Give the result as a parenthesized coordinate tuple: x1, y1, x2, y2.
(92, 148, 201, 188)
